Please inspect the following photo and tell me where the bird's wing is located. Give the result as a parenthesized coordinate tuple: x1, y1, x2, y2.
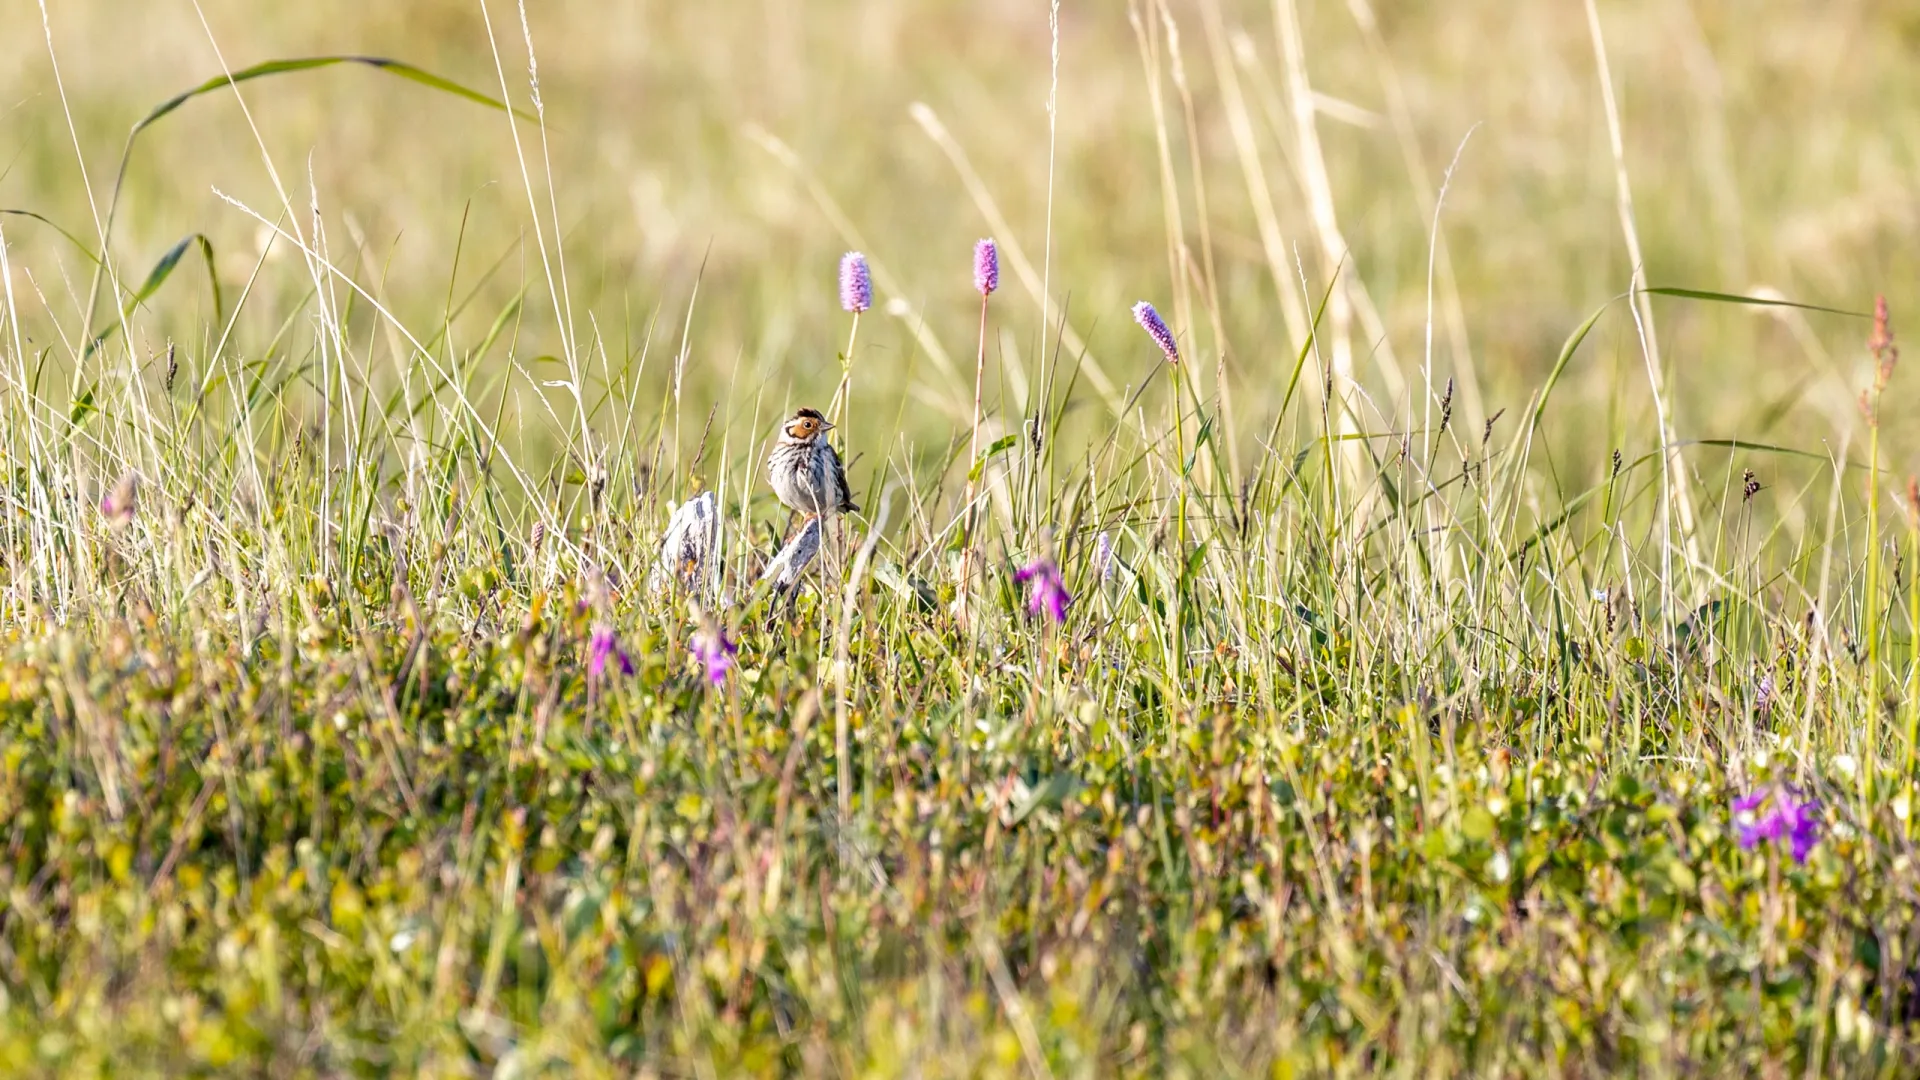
(831, 444, 859, 513)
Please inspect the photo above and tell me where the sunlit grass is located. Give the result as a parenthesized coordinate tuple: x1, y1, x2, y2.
(0, 0, 1917, 1074)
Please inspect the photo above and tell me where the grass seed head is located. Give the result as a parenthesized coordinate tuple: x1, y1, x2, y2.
(1871, 294, 1898, 392)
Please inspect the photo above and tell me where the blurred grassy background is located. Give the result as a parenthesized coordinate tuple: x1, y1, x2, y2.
(2, 0, 1917, 499)
(6, 6, 1920, 1068)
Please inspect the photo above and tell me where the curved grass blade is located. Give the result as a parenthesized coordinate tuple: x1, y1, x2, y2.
(1510, 437, 1855, 562)
(86, 56, 531, 349)
(1510, 449, 1656, 563)
(67, 383, 97, 442)
(0, 209, 103, 267)
(85, 234, 222, 359)
(1643, 286, 1868, 320)
(1528, 297, 1617, 434)
(1676, 437, 1857, 466)
(1503, 288, 1857, 490)
(1249, 269, 1337, 511)
(1500, 295, 1621, 491)
(129, 57, 530, 141)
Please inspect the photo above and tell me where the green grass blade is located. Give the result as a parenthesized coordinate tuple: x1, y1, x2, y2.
(1643, 286, 1868, 319)
(132, 56, 530, 139)
(86, 56, 532, 350)
(85, 234, 222, 359)
(0, 209, 103, 268)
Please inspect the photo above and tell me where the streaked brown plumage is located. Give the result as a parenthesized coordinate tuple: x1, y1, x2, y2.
(767, 407, 857, 518)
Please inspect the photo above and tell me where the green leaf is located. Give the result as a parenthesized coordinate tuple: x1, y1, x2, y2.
(1643, 286, 1867, 320)
(67, 385, 97, 433)
(1677, 437, 1851, 466)
(1676, 599, 1724, 640)
(88, 55, 533, 348)
(85, 233, 223, 359)
(1179, 539, 1210, 591)
(1008, 774, 1082, 826)
(131, 56, 530, 141)
(1666, 858, 1697, 894)
(1461, 807, 1496, 843)
(967, 434, 1020, 481)
(1529, 298, 1616, 432)
(0, 209, 102, 267)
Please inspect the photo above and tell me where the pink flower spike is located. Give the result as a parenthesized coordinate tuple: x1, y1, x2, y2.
(839, 252, 873, 314)
(100, 473, 139, 527)
(973, 238, 999, 296)
(692, 626, 738, 687)
(1733, 784, 1821, 864)
(1014, 557, 1071, 623)
(589, 625, 634, 680)
(1131, 301, 1180, 365)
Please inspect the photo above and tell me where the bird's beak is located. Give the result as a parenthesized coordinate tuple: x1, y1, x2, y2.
(819, 420, 835, 431)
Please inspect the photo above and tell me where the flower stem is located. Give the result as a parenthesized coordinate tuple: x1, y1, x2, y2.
(829, 312, 861, 431)
(1868, 420, 1881, 805)
(960, 294, 989, 623)
(1170, 362, 1188, 678)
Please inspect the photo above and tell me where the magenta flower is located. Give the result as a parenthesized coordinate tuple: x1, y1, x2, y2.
(1733, 785, 1821, 863)
(1131, 301, 1179, 365)
(1015, 557, 1070, 623)
(589, 624, 634, 680)
(839, 252, 873, 314)
(692, 626, 737, 686)
(100, 473, 139, 527)
(973, 238, 999, 296)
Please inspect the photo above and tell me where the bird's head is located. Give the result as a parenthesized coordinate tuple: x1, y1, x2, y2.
(783, 408, 832, 443)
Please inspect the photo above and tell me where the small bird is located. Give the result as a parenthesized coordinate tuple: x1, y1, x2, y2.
(768, 407, 859, 519)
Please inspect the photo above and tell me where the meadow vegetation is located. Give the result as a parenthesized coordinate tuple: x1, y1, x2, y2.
(1, 0, 1918, 1073)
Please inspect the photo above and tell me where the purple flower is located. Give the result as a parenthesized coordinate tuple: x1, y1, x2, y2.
(100, 473, 139, 527)
(973, 238, 999, 296)
(692, 626, 737, 686)
(1015, 557, 1071, 623)
(1095, 531, 1114, 582)
(589, 624, 634, 680)
(1734, 785, 1821, 864)
(839, 252, 872, 314)
(1131, 301, 1179, 365)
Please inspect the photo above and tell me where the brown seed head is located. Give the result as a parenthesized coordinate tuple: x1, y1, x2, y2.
(1871, 295, 1899, 394)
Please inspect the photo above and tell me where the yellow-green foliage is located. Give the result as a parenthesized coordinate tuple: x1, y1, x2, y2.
(0, 1, 1916, 1074)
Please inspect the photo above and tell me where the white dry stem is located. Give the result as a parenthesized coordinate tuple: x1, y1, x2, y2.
(1199, 2, 1309, 350)
(908, 103, 1122, 415)
(834, 488, 892, 824)
(1584, 0, 1702, 616)
(1271, 0, 1412, 512)
(480, 0, 591, 475)
(213, 190, 543, 510)
(745, 128, 965, 403)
